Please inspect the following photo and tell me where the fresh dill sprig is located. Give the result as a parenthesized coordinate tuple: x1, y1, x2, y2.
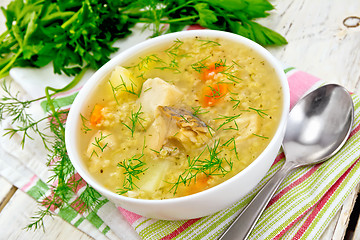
(1, 68, 102, 231)
(117, 153, 148, 195)
(4, 116, 51, 149)
(0, 81, 52, 149)
(249, 107, 269, 118)
(121, 105, 145, 137)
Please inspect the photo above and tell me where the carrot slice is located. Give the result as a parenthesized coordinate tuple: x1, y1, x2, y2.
(90, 104, 104, 126)
(202, 83, 228, 107)
(186, 175, 211, 195)
(201, 62, 225, 81)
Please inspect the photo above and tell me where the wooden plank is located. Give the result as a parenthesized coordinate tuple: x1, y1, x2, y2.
(0, 189, 93, 240)
(351, 186, 360, 240)
(332, 184, 360, 239)
(0, 176, 14, 210)
(262, 0, 360, 94)
(321, 210, 342, 239)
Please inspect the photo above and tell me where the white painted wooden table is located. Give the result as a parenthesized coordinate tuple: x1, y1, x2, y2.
(1, 0, 360, 239)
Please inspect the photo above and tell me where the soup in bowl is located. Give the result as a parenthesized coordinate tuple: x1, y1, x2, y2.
(65, 30, 290, 220)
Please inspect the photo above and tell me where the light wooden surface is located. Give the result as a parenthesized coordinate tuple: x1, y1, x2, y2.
(1, 0, 360, 239)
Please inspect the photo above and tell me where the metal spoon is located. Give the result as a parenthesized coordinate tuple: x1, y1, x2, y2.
(219, 84, 354, 240)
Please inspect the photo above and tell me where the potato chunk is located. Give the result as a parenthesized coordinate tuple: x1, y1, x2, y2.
(108, 66, 142, 97)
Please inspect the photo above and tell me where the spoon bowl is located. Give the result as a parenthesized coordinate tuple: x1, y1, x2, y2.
(219, 84, 354, 239)
(283, 84, 354, 166)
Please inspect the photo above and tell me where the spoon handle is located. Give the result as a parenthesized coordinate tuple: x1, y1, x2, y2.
(218, 160, 297, 240)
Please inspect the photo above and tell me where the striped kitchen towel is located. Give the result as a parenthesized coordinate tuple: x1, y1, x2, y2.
(116, 68, 360, 240)
(1, 66, 360, 240)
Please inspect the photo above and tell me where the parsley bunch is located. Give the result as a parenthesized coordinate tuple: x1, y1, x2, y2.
(0, 0, 286, 78)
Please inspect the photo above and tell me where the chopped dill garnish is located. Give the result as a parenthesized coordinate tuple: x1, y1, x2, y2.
(215, 114, 242, 130)
(230, 97, 241, 110)
(127, 54, 164, 71)
(143, 87, 152, 93)
(165, 38, 184, 58)
(155, 58, 181, 73)
(214, 59, 226, 69)
(180, 114, 190, 123)
(191, 55, 211, 72)
(197, 39, 221, 47)
(231, 60, 243, 69)
(207, 125, 215, 137)
(252, 133, 269, 139)
(168, 152, 204, 194)
(222, 137, 239, 161)
(80, 114, 92, 134)
(150, 148, 160, 154)
(219, 63, 243, 84)
(121, 105, 145, 137)
(117, 153, 148, 195)
(205, 83, 228, 100)
(90, 131, 111, 158)
(202, 139, 233, 176)
(91, 131, 111, 153)
(108, 75, 139, 103)
(191, 106, 209, 116)
(169, 139, 233, 195)
(249, 107, 269, 118)
(155, 39, 186, 73)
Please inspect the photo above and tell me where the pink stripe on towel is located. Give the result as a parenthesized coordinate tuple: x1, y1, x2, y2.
(287, 71, 320, 108)
(118, 207, 143, 224)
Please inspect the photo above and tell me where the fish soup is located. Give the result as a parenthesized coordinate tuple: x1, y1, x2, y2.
(80, 36, 283, 200)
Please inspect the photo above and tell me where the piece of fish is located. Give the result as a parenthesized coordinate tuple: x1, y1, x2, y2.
(146, 106, 211, 153)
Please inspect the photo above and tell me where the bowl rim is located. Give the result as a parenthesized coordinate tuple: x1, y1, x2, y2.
(65, 29, 290, 205)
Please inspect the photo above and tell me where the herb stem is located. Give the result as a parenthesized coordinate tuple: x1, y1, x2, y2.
(0, 29, 10, 43)
(44, 67, 88, 133)
(164, 1, 195, 15)
(0, 49, 23, 78)
(61, 8, 82, 29)
(41, 12, 75, 25)
(134, 15, 198, 24)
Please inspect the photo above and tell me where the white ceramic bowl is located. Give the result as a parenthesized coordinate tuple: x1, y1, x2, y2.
(65, 30, 290, 220)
